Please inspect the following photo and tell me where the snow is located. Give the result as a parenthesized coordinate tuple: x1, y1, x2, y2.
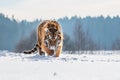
(0, 50, 120, 80)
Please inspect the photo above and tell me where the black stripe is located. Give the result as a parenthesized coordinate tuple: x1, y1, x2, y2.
(31, 50, 34, 52)
(28, 51, 31, 54)
(34, 47, 37, 51)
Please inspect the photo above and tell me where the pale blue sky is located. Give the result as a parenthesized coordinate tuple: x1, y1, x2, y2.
(0, 0, 120, 21)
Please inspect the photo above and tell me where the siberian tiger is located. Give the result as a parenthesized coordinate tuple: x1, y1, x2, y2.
(23, 20, 63, 57)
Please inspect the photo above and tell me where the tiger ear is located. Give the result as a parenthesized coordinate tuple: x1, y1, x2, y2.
(48, 23, 50, 27)
(44, 21, 50, 28)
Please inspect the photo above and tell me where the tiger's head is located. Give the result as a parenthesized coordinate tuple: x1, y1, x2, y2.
(44, 21, 62, 50)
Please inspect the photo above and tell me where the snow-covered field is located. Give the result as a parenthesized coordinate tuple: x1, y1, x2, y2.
(0, 50, 120, 80)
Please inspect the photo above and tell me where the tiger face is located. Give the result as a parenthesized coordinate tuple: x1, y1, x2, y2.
(44, 25, 62, 50)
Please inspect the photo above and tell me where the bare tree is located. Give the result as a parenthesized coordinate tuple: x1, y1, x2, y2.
(15, 30, 37, 53)
(73, 20, 99, 54)
(112, 38, 120, 50)
(73, 21, 87, 53)
(63, 33, 75, 54)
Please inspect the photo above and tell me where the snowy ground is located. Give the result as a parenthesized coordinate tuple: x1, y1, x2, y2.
(0, 50, 120, 80)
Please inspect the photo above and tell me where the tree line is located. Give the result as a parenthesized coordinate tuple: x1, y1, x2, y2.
(0, 13, 120, 53)
(15, 20, 120, 54)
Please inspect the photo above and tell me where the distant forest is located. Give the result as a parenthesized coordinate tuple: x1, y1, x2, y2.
(0, 13, 120, 52)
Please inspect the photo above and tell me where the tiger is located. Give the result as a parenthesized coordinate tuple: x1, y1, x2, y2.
(23, 20, 63, 57)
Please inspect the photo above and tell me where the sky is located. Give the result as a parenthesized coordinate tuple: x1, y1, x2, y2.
(0, 0, 120, 21)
